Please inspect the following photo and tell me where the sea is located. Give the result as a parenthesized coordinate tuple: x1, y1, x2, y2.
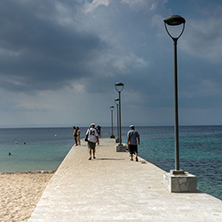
(0, 126, 221, 200)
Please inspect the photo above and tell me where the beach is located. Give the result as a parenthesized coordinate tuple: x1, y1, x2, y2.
(0, 171, 55, 222)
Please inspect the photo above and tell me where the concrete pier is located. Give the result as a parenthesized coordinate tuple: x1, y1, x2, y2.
(29, 138, 222, 221)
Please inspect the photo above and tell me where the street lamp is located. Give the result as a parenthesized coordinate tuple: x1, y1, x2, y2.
(115, 82, 126, 152)
(163, 15, 197, 193)
(114, 98, 120, 143)
(164, 15, 185, 174)
(110, 106, 115, 138)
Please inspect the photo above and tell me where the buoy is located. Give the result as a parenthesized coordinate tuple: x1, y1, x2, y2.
(55, 135, 57, 137)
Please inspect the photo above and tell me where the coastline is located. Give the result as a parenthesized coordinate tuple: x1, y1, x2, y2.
(0, 170, 55, 222)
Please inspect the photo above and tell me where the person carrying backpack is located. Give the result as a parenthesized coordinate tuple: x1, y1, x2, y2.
(86, 123, 99, 160)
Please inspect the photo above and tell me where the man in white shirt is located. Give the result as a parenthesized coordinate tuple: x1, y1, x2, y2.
(86, 123, 99, 160)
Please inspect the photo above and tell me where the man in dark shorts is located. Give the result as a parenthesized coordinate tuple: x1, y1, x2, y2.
(86, 123, 99, 160)
(127, 125, 140, 161)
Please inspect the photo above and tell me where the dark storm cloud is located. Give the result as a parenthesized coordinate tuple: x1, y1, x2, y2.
(0, 0, 107, 92)
(1, 0, 222, 127)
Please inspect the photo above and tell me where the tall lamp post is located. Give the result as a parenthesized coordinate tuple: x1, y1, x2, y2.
(163, 15, 197, 193)
(110, 106, 115, 138)
(164, 15, 185, 174)
(115, 82, 126, 152)
(114, 98, 120, 143)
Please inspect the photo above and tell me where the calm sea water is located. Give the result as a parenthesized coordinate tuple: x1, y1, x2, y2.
(0, 126, 221, 200)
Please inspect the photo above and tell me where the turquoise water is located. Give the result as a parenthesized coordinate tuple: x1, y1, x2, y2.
(135, 126, 222, 200)
(0, 126, 221, 200)
(0, 128, 73, 172)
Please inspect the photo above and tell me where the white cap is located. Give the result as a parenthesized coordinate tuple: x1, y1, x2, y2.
(130, 125, 134, 128)
(91, 123, 95, 126)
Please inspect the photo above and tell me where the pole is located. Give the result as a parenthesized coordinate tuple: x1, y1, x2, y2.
(117, 104, 119, 140)
(119, 91, 122, 145)
(173, 38, 179, 171)
(116, 103, 119, 142)
(111, 109, 114, 137)
(164, 15, 185, 174)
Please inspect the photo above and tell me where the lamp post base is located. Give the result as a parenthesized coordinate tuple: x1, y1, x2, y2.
(116, 144, 126, 152)
(163, 171, 197, 193)
(170, 169, 185, 175)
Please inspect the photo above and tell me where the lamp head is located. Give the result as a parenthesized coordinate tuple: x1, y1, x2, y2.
(164, 15, 186, 40)
(164, 15, 185, 26)
(110, 106, 114, 110)
(115, 82, 124, 92)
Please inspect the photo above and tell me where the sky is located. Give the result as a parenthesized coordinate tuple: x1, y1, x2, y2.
(0, 0, 222, 128)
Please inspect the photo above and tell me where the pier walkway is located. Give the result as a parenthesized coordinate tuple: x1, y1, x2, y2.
(29, 138, 222, 221)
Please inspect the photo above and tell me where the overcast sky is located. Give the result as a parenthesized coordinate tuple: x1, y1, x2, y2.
(0, 0, 222, 127)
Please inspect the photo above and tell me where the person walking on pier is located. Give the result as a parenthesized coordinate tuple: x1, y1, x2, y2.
(96, 125, 101, 138)
(76, 127, 81, 145)
(86, 123, 99, 160)
(73, 126, 78, 146)
(127, 125, 140, 161)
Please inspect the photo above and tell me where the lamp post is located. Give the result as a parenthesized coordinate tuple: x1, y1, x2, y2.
(110, 106, 115, 138)
(115, 82, 126, 152)
(163, 15, 197, 193)
(114, 98, 120, 143)
(164, 15, 185, 174)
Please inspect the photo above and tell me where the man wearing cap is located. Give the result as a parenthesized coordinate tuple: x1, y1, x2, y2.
(86, 123, 99, 160)
(127, 125, 140, 161)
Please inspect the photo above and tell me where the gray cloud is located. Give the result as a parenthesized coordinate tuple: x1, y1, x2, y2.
(182, 18, 222, 63)
(0, 0, 222, 127)
(0, 0, 108, 92)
